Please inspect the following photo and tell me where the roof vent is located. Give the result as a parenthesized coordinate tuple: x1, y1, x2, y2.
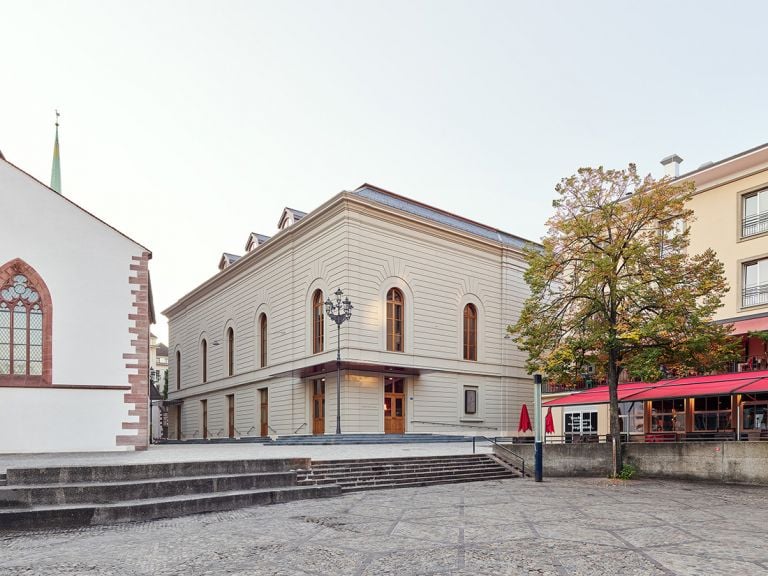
(660, 154, 683, 178)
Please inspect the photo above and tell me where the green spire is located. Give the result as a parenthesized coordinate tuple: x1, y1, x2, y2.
(50, 110, 61, 194)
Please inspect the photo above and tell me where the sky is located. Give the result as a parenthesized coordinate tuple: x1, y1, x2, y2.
(2, 0, 768, 343)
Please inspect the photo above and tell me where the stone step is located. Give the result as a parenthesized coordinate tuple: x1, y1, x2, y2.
(265, 434, 471, 445)
(308, 454, 489, 467)
(340, 472, 516, 492)
(0, 471, 298, 507)
(0, 474, 6, 487)
(6, 458, 310, 486)
(298, 463, 505, 481)
(0, 484, 341, 531)
(327, 466, 516, 485)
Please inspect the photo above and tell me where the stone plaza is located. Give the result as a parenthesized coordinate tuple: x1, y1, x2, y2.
(2, 444, 767, 576)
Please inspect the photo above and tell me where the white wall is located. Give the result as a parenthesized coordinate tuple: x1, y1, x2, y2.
(0, 160, 142, 386)
(0, 387, 132, 452)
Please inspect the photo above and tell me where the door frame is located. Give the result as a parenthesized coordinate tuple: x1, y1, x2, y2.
(311, 378, 326, 435)
(383, 376, 407, 434)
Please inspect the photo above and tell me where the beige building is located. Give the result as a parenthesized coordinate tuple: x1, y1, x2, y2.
(164, 184, 538, 439)
(543, 144, 768, 442)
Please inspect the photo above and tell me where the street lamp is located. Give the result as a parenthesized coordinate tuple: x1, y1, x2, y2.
(325, 288, 353, 435)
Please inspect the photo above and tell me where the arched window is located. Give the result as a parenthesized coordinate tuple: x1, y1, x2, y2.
(386, 288, 404, 352)
(227, 327, 235, 376)
(259, 314, 267, 367)
(176, 350, 181, 390)
(312, 290, 324, 354)
(0, 260, 52, 384)
(201, 339, 208, 382)
(463, 304, 477, 361)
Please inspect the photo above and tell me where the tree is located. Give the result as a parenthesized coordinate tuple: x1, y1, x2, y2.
(510, 164, 738, 477)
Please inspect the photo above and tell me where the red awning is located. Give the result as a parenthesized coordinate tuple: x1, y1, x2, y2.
(726, 316, 768, 335)
(624, 370, 768, 401)
(544, 381, 654, 407)
(545, 369, 768, 407)
(732, 377, 768, 395)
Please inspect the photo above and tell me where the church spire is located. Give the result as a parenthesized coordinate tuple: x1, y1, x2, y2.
(50, 110, 61, 194)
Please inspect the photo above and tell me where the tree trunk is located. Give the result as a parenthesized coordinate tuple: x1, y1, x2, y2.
(607, 350, 623, 477)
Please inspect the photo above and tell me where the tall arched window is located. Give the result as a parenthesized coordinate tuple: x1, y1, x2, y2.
(259, 314, 267, 367)
(0, 260, 52, 384)
(201, 339, 208, 383)
(463, 304, 477, 361)
(312, 290, 324, 353)
(227, 327, 235, 376)
(176, 350, 181, 390)
(386, 288, 404, 352)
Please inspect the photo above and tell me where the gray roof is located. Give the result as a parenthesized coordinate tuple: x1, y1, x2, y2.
(286, 208, 307, 220)
(157, 343, 168, 357)
(352, 184, 535, 250)
(222, 253, 240, 264)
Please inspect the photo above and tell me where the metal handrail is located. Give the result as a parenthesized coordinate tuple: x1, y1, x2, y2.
(473, 436, 526, 476)
(742, 212, 768, 237)
(410, 419, 498, 430)
(293, 422, 307, 434)
(268, 425, 278, 435)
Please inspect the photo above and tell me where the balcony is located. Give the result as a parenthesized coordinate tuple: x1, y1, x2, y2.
(742, 212, 768, 238)
(543, 378, 602, 394)
(742, 282, 768, 308)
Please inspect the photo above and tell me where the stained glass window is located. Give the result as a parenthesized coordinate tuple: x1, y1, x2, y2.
(0, 273, 46, 377)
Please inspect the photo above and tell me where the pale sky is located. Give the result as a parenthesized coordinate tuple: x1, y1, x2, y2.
(3, 1, 767, 343)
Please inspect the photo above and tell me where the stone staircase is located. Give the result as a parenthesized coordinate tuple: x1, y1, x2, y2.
(296, 454, 521, 492)
(0, 458, 340, 531)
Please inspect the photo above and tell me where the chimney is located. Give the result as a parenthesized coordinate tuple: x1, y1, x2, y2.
(660, 154, 683, 178)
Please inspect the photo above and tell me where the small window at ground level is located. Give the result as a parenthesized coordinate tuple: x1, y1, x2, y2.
(464, 388, 477, 415)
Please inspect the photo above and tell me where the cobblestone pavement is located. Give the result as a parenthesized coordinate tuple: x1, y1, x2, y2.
(3, 477, 768, 575)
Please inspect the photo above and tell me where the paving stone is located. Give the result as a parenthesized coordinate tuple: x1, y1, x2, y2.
(2, 472, 768, 575)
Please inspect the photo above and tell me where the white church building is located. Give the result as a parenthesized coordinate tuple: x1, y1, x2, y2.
(0, 146, 153, 453)
(164, 184, 536, 440)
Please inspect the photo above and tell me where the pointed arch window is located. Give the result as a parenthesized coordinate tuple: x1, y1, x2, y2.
(463, 304, 477, 361)
(227, 327, 235, 376)
(201, 339, 208, 383)
(312, 290, 324, 354)
(0, 262, 52, 385)
(259, 314, 268, 367)
(386, 288, 404, 352)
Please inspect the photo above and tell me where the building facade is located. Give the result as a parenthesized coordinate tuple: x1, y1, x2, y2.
(543, 144, 768, 442)
(0, 156, 152, 452)
(164, 184, 536, 439)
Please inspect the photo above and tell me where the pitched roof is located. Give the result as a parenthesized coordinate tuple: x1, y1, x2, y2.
(218, 252, 241, 270)
(156, 343, 169, 357)
(352, 184, 536, 250)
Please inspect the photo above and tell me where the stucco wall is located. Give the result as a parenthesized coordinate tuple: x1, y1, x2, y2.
(0, 387, 132, 452)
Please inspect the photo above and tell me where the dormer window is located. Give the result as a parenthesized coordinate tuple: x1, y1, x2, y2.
(218, 253, 240, 271)
(278, 208, 307, 231)
(245, 233, 270, 252)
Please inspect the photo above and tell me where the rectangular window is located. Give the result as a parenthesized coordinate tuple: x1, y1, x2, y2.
(464, 388, 477, 415)
(743, 258, 768, 308)
(693, 395, 732, 431)
(743, 189, 768, 237)
(564, 410, 598, 441)
(650, 398, 685, 432)
(659, 217, 684, 257)
(618, 401, 645, 435)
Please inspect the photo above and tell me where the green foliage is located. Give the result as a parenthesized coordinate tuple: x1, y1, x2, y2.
(509, 164, 737, 475)
(617, 464, 636, 480)
(162, 371, 169, 400)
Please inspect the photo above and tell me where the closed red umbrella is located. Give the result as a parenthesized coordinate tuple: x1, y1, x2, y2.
(545, 407, 555, 434)
(518, 403, 533, 432)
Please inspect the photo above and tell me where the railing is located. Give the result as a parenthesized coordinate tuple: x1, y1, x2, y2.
(742, 282, 768, 308)
(472, 436, 525, 476)
(542, 380, 601, 394)
(268, 425, 278, 435)
(410, 419, 499, 430)
(742, 212, 768, 238)
(293, 422, 307, 434)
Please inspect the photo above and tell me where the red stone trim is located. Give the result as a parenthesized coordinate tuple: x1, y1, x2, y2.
(0, 258, 53, 386)
(117, 252, 151, 450)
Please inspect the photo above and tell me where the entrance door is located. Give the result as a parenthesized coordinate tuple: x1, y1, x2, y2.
(384, 377, 405, 434)
(260, 389, 269, 437)
(312, 379, 325, 435)
(227, 395, 235, 438)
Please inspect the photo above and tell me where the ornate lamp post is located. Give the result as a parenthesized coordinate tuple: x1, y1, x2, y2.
(325, 288, 353, 435)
